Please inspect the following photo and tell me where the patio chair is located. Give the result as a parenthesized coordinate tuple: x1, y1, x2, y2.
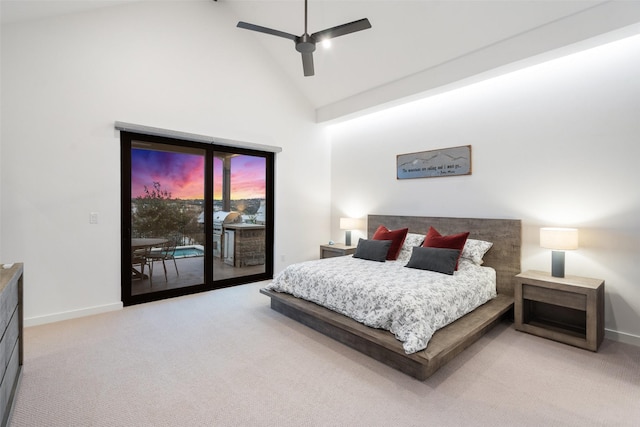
(148, 239, 179, 282)
(131, 246, 153, 286)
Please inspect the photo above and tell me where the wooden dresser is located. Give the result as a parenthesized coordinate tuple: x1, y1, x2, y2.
(0, 263, 23, 427)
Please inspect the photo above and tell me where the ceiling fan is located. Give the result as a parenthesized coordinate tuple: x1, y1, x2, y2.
(237, 0, 371, 77)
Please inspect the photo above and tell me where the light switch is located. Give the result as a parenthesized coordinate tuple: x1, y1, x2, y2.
(90, 212, 99, 224)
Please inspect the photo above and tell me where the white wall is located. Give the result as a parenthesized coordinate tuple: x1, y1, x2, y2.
(0, 2, 330, 324)
(328, 34, 640, 344)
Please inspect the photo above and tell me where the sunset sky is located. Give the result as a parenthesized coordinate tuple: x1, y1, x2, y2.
(131, 149, 266, 200)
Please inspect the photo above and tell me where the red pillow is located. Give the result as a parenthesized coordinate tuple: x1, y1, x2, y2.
(422, 226, 470, 270)
(372, 225, 409, 260)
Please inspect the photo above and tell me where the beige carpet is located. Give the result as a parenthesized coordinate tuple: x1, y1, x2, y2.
(9, 281, 640, 426)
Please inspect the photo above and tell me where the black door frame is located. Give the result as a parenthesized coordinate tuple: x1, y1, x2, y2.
(120, 131, 274, 306)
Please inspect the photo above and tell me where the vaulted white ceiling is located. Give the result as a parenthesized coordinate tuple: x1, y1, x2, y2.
(3, 0, 640, 121)
(227, 1, 603, 106)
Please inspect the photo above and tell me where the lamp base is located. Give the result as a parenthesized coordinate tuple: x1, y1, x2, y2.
(345, 230, 352, 246)
(551, 250, 565, 278)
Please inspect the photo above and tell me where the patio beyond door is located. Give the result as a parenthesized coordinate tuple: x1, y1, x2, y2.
(213, 151, 267, 281)
(129, 141, 206, 298)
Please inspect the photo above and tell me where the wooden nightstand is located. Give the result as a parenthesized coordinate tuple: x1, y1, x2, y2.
(515, 270, 604, 351)
(320, 243, 356, 259)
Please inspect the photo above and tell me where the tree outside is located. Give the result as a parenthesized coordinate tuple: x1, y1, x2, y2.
(132, 181, 203, 245)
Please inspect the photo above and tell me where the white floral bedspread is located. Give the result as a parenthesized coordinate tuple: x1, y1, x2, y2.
(266, 256, 496, 354)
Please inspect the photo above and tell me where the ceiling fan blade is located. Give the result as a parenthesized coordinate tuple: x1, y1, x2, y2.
(301, 52, 315, 77)
(237, 21, 298, 41)
(311, 18, 371, 41)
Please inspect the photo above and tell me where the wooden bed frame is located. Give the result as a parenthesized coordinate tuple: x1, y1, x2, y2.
(261, 215, 521, 380)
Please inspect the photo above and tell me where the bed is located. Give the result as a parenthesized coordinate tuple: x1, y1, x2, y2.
(261, 215, 521, 380)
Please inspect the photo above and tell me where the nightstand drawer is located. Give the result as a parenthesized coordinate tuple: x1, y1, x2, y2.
(522, 284, 586, 311)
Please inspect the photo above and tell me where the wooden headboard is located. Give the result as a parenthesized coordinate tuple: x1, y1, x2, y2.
(368, 215, 521, 296)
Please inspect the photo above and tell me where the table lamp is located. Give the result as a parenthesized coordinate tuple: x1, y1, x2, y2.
(540, 227, 579, 278)
(340, 217, 360, 246)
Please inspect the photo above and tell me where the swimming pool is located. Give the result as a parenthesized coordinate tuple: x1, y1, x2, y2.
(173, 246, 204, 258)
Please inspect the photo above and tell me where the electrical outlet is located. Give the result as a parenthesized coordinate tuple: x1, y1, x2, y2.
(90, 212, 99, 224)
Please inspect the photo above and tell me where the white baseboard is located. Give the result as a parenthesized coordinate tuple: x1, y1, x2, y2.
(605, 328, 640, 347)
(24, 302, 123, 327)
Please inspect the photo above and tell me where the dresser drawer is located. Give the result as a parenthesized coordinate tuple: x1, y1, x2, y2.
(0, 278, 18, 336)
(0, 309, 19, 379)
(0, 340, 20, 426)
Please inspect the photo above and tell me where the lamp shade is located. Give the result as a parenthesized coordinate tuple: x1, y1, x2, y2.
(540, 227, 579, 250)
(340, 217, 360, 230)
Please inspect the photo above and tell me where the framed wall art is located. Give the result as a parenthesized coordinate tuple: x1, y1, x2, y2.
(397, 145, 472, 180)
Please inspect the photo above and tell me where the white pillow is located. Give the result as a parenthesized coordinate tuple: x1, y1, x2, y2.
(396, 233, 426, 264)
(461, 238, 493, 265)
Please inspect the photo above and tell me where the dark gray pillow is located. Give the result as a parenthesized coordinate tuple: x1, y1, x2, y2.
(353, 238, 392, 262)
(405, 246, 461, 275)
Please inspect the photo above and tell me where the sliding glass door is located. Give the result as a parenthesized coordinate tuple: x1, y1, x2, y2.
(121, 132, 273, 306)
